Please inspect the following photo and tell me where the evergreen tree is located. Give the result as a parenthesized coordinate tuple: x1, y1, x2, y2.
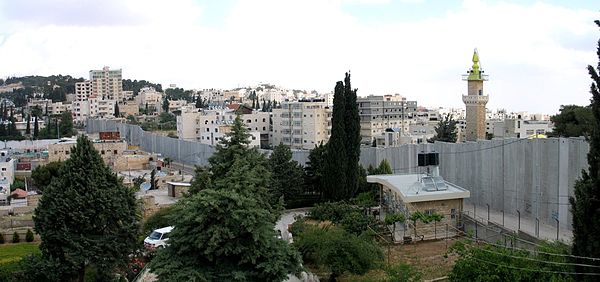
(162, 96, 169, 113)
(33, 135, 139, 281)
(25, 114, 31, 135)
(33, 115, 39, 138)
(304, 142, 326, 196)
(269, 143, 304, 205)
(59, 111, 74, 137)
(322, 81, 348, 201)
(195, 96, 202, 108)
(150, 168, 158, 190)
(114, 102, 120, 117)
(0, 122, 6, 138)
(429, 113, 458, 143)
(571, 19, 600, 276)
(148, 177, 301, 281)
(208, 115, 252, 179)
(343, 72, 361, 198)
(145, 102, 149, 114)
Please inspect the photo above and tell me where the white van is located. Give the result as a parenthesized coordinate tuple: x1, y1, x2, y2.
(144, 226, 173, 249)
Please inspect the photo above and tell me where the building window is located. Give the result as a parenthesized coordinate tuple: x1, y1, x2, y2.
(1, 168, 5, 171)
(114, 150, 118, 154)
(101, 150, 105, 154)
(451, 208, 456, 219)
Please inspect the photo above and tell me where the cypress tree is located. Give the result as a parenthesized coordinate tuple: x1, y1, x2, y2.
(343, 72, 361, 198)
(322, 81, 347, 201)
(25, 114, 31, 135)
(33, 115, 39, 139)
(571, 20, 600, 275)
(114, 102, 120, 117)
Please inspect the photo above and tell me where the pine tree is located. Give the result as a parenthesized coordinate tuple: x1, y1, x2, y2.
(162, 96, 169, 113)
(322, 81, 348, 201)
(114, 102, 120, 117)
(429, 114, 458, 143)
(195, 96, 202, 108)
(571, 20, 600, 276)
(150, 168, 158, 190)
(208, 115, 252, 179)
(269, 144, 304, 205)
(33, 135, 139, 281)
(343, 72, 361, 198)
(304, 142, 326, 196)
(25, 114, 30, 135)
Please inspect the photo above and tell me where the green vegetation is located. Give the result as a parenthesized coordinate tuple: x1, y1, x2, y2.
(38, 111, 76, 139)
(139, 112, 177, 131)
(0, 233, 4, 244)
(0, 243, 39, 264)
(571, 19, 600, 278)
(550, 105, 595, 137)
(32, 135, 139, 281)
(449, 240, 575, 281)
(149, 115, 301, 280)
(322, 73, 361, 201)
(122, 79, 163, 95)
(141, 206, 176, 236)
(9, 179, 25, 192)
(429, 113, 458, 143)
(31, 161, 64, 192)
(25, 230, 34, 243)
(269, 143, 305, 206)
(2, 75, 84, 105)
(11, 233, 19, 244)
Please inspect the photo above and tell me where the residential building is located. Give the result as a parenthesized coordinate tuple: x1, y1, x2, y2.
(176, 107, 269, 148)
(0, 150, 15, 196)
(135, 87, 163, 113)
(73, 66, 123, 123)
(89, 66, 124, 101)
(118, 101, 140, 117)
(272, 99, 331, 149)
(47, 138, 127, 166)
(462, 49, 489, 141)
(357, 94, 417, 145)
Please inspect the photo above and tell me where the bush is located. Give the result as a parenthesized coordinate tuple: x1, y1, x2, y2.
(141, 205, 176, 236)
(12, 232, 19, 243)
(385, 263, 422, 282)
(308, 201, 354, 222)
(0, 233, 4, 244)
(25, 229, 34, 242)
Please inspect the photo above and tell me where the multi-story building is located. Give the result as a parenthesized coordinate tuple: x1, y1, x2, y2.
(272, 99, 331, 149)
(176, 107, 269, 148)
(135, 87, 163, 113)
(0, 150, 15, 195)
(89, 66, 124, 101)
(73, 66, 123, 123)
(357, 94, 417, 145)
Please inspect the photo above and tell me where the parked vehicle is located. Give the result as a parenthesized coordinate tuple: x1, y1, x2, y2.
(144, 226, 173, 249)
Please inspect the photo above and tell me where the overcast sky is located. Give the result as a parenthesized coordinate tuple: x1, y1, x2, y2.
(0, 0, 598, 114)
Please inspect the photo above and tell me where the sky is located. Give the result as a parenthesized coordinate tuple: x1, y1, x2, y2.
(0, 0, 598, 114)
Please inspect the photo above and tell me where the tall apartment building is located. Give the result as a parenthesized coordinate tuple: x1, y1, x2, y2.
(89, 66, 124, 101)
(176, 108, 269, 148)
(73, 66, 122, 123)
(271, 99, 331, 150)
(357, 94, 417, 145)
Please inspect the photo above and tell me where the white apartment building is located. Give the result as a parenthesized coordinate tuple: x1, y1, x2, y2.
(135, 87, 163, 113)
(176, 108, 269, 148)
(0, 150, 15, 195)
(73, 66, 123, 123)
(272, 99, 331, 150)
(357, 94, 417, 145)
(168, 100, 188, 112)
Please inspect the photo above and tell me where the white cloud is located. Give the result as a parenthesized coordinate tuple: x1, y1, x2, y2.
(0, 0, 597, 114)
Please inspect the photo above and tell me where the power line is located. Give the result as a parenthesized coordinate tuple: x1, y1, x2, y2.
(437, 138, 527, 155)
(469, 256, 600, 276)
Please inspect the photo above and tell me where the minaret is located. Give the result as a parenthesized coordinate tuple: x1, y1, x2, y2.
(462, 49, 489, 141)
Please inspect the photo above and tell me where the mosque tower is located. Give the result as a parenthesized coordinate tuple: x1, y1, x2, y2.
(462, 49, 489, 141)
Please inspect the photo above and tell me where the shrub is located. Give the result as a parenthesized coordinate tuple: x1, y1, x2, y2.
(308, 201, 354, 222)
(12, 232, 20, 243)
(385, 263, 422, 282)
(141, 205, 176, 236)
(25, 229, 34, 242)
(0, 233, 4, 244)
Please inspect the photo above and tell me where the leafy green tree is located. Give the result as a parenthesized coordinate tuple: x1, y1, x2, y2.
(571, 20, 600, 277)
(322, 81, 348, 201)
(31, 161, 64, 192)
(33, 136, 139, 281)
(148, 181, 301, 281)
(429, 113, 458, 143)
(385, 213, 406, 237)
(12, 231, 20, 243)
(269, 143, 304, 205)
(551, 105, 595, 137)
(343, 73, 361, 200)
(59, 111, 74, 137)
(294, 223, 383, 281)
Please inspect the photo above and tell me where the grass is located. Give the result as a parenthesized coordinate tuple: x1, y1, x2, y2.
(0, 243, 40, 264)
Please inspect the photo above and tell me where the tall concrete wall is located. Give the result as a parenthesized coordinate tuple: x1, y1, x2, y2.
(86, 119, 588, 231)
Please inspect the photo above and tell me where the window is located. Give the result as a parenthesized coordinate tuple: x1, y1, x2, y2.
(101, 150, 105, 154)
(1, 168, 5, 171)
(425, 209, 435, 216)
(114, 150, 118, 154)
(451, 208, 456, 219)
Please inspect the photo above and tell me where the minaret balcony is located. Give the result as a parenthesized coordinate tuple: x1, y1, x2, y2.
(462, 74, 489, 81)
(462, 95, 489, 104)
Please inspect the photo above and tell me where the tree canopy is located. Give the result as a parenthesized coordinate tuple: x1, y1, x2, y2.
(550, 105, 595, 137)
(269, 143, 304, 206)
(31, 161, 64, 192)
(429, 113, 458, 143)
(32, 135, 139, 281)
(570, 19, 600, 278)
